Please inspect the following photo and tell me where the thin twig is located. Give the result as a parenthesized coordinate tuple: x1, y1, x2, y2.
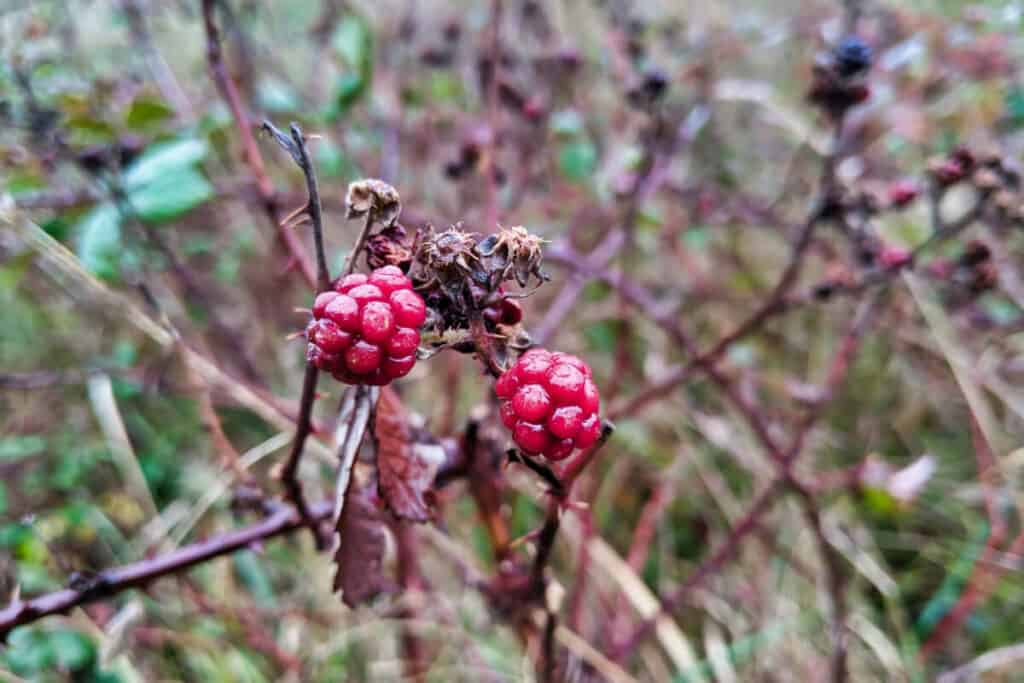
(262, 120, 334, 549)
(0, 500, 333, 639)
(201, 0, 317, 287)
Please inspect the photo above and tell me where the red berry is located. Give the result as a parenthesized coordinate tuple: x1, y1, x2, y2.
(888, 180, 919, 207)
(514, 421, 551, 455)
(335, 273, 368, 292)
(581, 379, 600, 414)
(515, 351, 552, 384)
(496, 347, 601, 460)
(323, 295, 361, 332)
(522, 96, 547, 121)
(313, 291, 340, 319)
(361, 301, 396, 343)
(495, 370, 519, 400)
(512, 384, 553, 422)
(544, 438, 575, 461)
(368, 368, 391, 385)
(348, 283, 385, 307)
(547, 406, 583, 439)
(576, 413, 602, 449)
(311, 319, 352, 354)
(382, 354, 416, 379)
(499, 401, 518, 429)
(546, 363, 586, 404)
(521, 347, 551, 361)
(309, 267, 428, 386)
(307, 343, 339, 372)
(386, 327, 420, 357)
(369, 267, 412, 295)
(390, 289, 427, 328)
(879, 245, 912, 269)
(344, 341, 382, 374)
(500, 299, 523, 325)
(551, 353, 591, 377)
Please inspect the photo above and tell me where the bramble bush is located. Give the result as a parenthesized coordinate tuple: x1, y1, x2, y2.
(2, 1, 1024, 681)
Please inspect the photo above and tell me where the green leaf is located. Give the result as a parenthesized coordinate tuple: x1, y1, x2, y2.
(980, 295, 1020, 325)
(65, 116, 116, 146)
(334, 72, 368, 113)
(6, 171, 45, 195)
(123, 138, 208, 191)
(125, 95, 175, 130)
(1005, 86, 1024, 126)
(0, 435, 45, 461)
(328, 15, 373, 117)
(683, 226, 710, 250)
(76, 203, 122, 280)
(314, 139, 347, 177)
(128, 166, 214, 223)
(234, 551, 277, 609)
(5, 627, 55, 675)
(50, 628, 96, 672)
(610, 418, 655, 457)
(41, 216, 71, 241)
(333, 15, 373, 73)
(0, 250, 35, 291)
(428, 72, 464, 103)
(558, 139, 597, 182)
(584, 319, 622, 355)
(257, 78, 300, 114)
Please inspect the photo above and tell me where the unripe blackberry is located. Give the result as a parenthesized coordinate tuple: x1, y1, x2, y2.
(306, 266, 424, 385)
(496, 348, 601, 461)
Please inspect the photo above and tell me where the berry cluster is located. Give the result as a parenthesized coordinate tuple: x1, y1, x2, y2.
(495, 348, 602, 461)
(306, 266, 426, 385)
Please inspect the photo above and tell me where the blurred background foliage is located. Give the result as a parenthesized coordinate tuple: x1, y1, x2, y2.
(2, 0, 1024, 681)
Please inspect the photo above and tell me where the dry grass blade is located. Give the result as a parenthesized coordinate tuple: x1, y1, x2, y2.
(2, 200, 335, 463)
(86, 373, 158, 520)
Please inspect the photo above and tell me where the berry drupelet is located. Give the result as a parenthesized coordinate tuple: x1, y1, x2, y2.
(306, 266, 426, 386)
(496, 348, 601, 461)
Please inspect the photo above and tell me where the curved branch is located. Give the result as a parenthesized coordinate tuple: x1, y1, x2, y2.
(0, 500, 332, 640)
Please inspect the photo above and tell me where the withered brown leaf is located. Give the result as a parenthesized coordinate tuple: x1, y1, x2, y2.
(375, 387, 442, 522)
(332, 483, 389, 608)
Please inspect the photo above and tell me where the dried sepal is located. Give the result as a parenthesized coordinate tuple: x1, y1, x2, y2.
(366, 224, 414, 270)
(346, 178, 402, 227)
(408, 224, 550, 336)
(416, 225, 480, 276)
(477, 225, 548, 288)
